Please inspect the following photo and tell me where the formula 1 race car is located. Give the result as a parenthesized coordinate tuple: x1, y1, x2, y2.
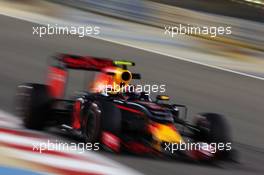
(16, 54, 234, 161)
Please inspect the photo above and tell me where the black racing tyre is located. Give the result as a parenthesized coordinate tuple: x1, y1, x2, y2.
(194, 113, 231, 144)
(100, 100, 122, 136)
(83, 100, 122, 143)
(83, 102, 102, 143)
(16, 83, 51, 130)
(194, 113, 236, 160)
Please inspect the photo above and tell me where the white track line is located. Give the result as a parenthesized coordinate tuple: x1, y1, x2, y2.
(0, 110, 142, 175)
(0, 10, 264, 82)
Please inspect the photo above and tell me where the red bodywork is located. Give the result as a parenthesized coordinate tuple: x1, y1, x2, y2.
(47, 54, 117, 98)
(47, 54, 117, 129)
(47, 66, 67, 98)
(59, 55, 113, 71)
(115, 105, 144, 116)
(72, 100, 82, 129)
(101, 131, 121, 153)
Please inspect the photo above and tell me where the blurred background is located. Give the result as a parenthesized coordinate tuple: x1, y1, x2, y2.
(2, 0, 263, 77)
(0, 0, 264, 175)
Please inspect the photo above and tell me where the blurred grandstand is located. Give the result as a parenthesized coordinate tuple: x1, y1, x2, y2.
(2, 0, 263, 76)
(150, 0, 264, 22)
(49, 0, 263, 51)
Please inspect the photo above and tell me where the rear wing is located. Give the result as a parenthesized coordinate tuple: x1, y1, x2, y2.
(47, 54, 140, 98)
(54, 54, 135, 71)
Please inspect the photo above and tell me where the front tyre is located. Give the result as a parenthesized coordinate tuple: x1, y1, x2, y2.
(83, 102, 102, 143)
(194, 113, 235, 160)
(82, 100, 122, 152)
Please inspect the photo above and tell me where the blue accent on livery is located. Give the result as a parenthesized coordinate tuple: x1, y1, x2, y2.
(0, 166, 46, 175)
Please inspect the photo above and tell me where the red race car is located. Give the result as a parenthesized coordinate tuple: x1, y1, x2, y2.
(16, 54, 236, 162)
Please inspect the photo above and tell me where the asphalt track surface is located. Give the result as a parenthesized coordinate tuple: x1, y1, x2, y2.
(1, 15, 264, 175)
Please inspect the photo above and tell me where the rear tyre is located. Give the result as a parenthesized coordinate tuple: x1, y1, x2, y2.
(16, 83, 51, 130)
